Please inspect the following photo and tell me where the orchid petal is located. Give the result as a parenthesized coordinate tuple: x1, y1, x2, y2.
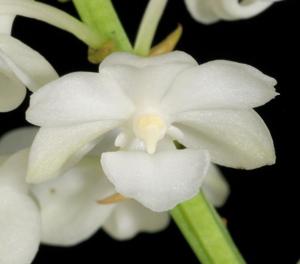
(99, 51, 197, 107)
(0, 35, 58, 92)
(31, 156, 115, 246)
(161, 60, 277, 115)
(27, 121, 120, 183)
(174, 109, 275, 169)
(26, 72, 134, 127)
(101, 149, 210, 212)
(104, 200, 170, 240)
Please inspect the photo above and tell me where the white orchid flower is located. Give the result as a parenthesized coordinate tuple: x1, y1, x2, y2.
(184, 0, 281, 24)
(26, 51, 276, 212)
(0, 34, 58, 112)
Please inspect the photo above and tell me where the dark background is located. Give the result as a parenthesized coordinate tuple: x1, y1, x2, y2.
(1, 0, 298, 263)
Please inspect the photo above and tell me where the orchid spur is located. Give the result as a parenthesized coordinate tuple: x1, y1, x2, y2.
(26, 51, 276, 212)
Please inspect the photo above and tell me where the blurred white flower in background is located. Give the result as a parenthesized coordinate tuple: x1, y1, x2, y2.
(0, 149, 40, 264)
(0, 9, 58, 113)
(184, 0, 282, 24)
(26, 51, 276, 212)
(0, 127, 169, 263)
(0, 35, 58, 112)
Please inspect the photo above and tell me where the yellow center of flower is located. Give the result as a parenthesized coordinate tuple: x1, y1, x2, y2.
(133, 113, 167, 154)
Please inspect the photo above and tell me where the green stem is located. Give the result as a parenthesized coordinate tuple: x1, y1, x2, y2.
(171, 192, 246, 264)
(72, 0, 132, 51)
(134, 0, 168, 56)
(0, 0, 102, 48)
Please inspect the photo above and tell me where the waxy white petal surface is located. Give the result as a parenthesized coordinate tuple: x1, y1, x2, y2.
(174, 109, 275, 169)
(161, 60, 277, 115)
(99, 51, 197, 108)
(101, 149, 210, 212)
(27, 121, 120, 183)
(27, 72, 134, 127)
